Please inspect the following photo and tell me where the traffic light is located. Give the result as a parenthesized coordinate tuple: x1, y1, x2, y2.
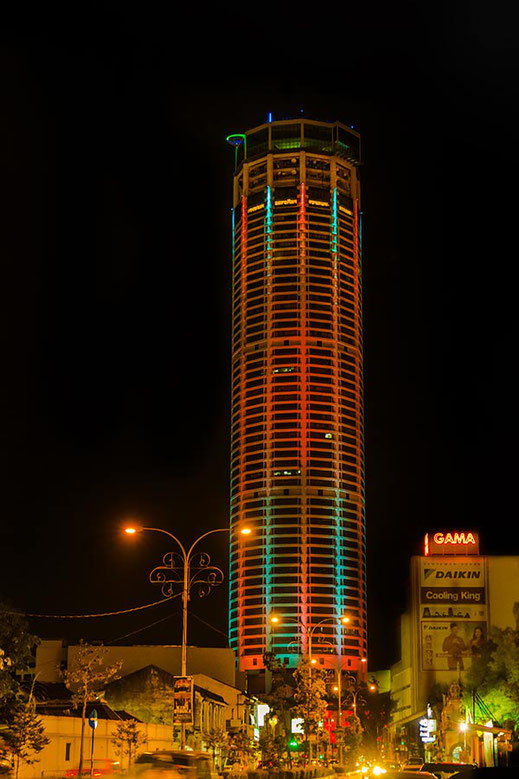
(288, 738, 299, 750)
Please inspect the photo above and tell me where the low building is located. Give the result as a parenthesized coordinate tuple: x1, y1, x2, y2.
(389, 531, 519, 766)
(33, 642, 256, 755)
(10, 682, 172, 779)
(36, 642, 240, 688)
(104, 664, 256, 749)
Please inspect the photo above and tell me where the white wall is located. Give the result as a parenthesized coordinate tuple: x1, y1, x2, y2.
(16, 716, 173, 779)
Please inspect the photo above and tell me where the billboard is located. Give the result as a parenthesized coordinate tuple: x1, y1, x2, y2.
(173, 676, 193, 724)
(419, 558, 487, 621)
(421, 620, 488, 671)
(419, 558, 488, 673)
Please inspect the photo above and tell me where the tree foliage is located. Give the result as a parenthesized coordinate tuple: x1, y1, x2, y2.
(227, 730, 254, 766)
(62, 642, 122, 778)
(4, 701, 49, 779)
(258, 730, 285, 766)
(340, 727, 363, 766)
(292, 656, 327, 739)
(202, 727, 228, 769)
(111, 719, 146, 768)
(463, 626, 519, 732)
(0, 604, 38, 712)
(261, 650, 295, 744)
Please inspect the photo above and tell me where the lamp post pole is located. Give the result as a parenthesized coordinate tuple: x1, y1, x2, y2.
(270, 614, 350, 670)
(270, 614, 350, 760)
(337, 664, 342, 763)
(125, 525, 251, 748)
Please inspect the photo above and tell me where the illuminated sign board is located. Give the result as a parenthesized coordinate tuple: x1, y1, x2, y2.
(424, 531, 479, 556)
(257, 704, 270, 727)
(419, 717, 437, 743)
(291, 717, 304, 734)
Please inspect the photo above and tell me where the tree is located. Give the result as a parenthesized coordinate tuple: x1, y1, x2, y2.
(111, 719, 146, 769)
(62, 642, 122, 778)
(227, 730, 254, 768)
(4, 701, 49, 779)
(340, 726, 363, 767)
(202, 727, 228, 770)
(261, 650, 295, 745)
(258, 730, 285, 767)
(0, 604, 38, 714)
(463, 626, 519, 733)
(292, 656, 327, 761)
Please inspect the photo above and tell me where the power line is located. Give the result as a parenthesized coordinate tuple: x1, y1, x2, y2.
(108, 609, 181, 644)
(190, 611, 228, 640)
(0, 594, 179, 620)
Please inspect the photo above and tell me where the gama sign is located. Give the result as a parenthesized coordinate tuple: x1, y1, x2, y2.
(424, 531, 479, 556)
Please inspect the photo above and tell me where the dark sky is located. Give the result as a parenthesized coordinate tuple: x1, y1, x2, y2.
(0, 3, 517, 670)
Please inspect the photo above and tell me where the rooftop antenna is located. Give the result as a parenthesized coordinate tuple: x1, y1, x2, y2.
(226, 133, 246, 169)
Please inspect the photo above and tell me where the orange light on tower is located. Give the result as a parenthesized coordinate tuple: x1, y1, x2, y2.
(228, 118, 366, 675)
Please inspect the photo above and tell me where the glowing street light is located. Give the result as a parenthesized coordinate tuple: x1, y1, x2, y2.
(124, 522, 252, 747)
(459, 721, 468, 753)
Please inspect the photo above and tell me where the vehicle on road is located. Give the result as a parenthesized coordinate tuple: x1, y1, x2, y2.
(63, 759, 121, 778)
(421, 763, 478, 778)
(401, 761, 424, 772)
(449, 770, 514, 778)
(131, 751, 218, 779)
(378, 772, 437, 779)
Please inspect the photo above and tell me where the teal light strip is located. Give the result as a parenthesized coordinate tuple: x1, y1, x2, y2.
(331, 186, 344, 654)
(331, 187, 338, 255)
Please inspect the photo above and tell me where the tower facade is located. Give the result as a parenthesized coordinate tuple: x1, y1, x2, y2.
(228, 119, 366, 675)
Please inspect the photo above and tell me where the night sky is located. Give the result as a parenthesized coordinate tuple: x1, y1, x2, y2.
(1, 4, 517, 670)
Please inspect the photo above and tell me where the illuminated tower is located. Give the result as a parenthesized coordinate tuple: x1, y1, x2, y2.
(228, 118, 366, 677)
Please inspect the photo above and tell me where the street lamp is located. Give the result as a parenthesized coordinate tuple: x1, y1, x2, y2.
(459, 721, 468, 755)
(124, 523, 251, 747)
(269, 613, 350, 662)
(342, 672, 364, 722)
(270, 614, 351, 693)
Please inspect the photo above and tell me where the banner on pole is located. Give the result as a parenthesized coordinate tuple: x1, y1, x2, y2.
(173, 676, 194, 724)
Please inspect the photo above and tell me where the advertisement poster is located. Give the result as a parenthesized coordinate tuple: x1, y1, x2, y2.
(421, 620, 488, 671)
(419, 559, 487, 622)
(419, 558, 488, 673)
(173, 676, 193, 724)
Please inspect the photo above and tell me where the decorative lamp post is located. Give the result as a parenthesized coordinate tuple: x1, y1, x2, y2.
(125, 524, 251, 747)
